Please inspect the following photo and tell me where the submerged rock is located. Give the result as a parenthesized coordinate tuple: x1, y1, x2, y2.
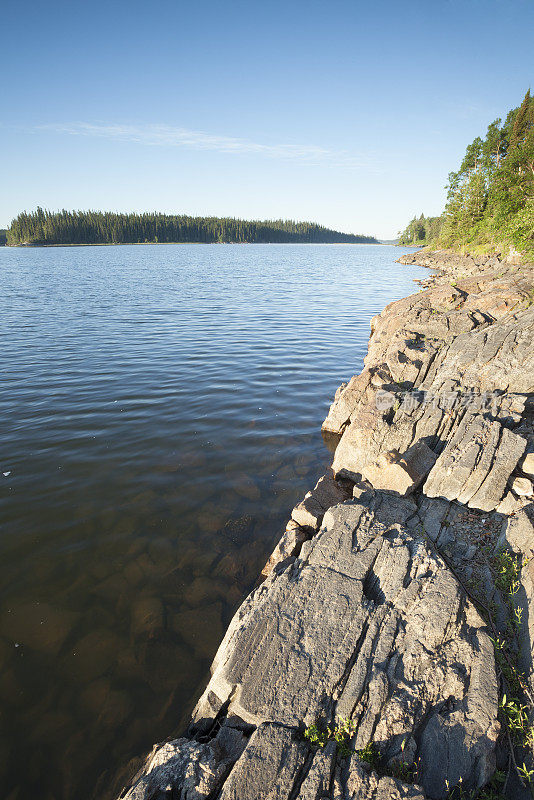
(64, 628, 118, 681)
(0, 601, 79, 656)
(130, 597, 165, 638)
(171, 602, 223, 660)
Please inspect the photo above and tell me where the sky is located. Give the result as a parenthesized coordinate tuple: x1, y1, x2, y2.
(1, 0, 533, 239)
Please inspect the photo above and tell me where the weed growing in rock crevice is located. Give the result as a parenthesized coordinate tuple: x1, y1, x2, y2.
(494, 548, 522, 597)
(303, 723, 416, 779)
(303, 717, 357, 757)
(355, 739, 379, 768)
(499, 694, 533, 746)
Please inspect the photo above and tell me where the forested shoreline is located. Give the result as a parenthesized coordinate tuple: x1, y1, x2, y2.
(5, 209, 377, 246)
(397, 214, 442, 247)
(398, 90, 534, 258)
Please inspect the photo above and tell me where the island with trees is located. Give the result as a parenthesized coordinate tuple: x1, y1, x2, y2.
(5, 209, 378, 246)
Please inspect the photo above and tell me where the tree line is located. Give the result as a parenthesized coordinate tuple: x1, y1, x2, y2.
(5, 209, 377, 246)
(398, 214, 443, 246)
(398, 90, 534, 259)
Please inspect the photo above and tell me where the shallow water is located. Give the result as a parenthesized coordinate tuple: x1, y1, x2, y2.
(0, 243, 426, 799)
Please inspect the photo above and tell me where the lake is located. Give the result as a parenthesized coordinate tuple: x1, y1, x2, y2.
(0, 243, 426, 799)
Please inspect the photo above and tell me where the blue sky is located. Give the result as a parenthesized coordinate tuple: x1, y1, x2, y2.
(1, 0, 533, 238)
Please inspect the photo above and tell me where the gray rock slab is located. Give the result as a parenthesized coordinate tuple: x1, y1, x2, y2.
(424, 417, 526, 512)
(218, 723, 307, 800)
(335, 757, 427, 799)
(294, 741, 336, 799)
(191, 497, 498, 798)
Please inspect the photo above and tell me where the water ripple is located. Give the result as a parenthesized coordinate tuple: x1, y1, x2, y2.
(0, 243, 426, 800)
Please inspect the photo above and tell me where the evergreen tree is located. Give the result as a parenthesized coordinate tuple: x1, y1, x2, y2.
(398, 214, 443, 245)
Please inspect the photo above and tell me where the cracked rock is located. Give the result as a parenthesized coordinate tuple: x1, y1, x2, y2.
(189, 496, 498, 798)
(120, 725, 247, 800)
(261, 519, 310, 579)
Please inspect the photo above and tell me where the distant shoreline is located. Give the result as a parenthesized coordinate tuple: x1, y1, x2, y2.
(5, 209, 379, 247)
(5, 240, 397, 249)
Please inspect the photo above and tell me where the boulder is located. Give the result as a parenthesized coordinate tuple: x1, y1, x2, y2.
(512, 476, 534, 497)
(496, 491, 525, 515)
(362, 441, 437, 496)
(291, 471, 352, 530)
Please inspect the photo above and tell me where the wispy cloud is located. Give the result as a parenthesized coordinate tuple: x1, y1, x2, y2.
(37, 121, 373, 169)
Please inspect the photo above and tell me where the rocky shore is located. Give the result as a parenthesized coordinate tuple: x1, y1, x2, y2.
(118, 248, 534, 800)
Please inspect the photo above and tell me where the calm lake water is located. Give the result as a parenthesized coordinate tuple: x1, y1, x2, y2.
(0, 243, 426, 799)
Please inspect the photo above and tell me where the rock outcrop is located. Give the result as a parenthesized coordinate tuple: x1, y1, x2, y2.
(118, 249, 534, 800)
(326, 251, 533, 517)
(122, 494, 499, 800)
